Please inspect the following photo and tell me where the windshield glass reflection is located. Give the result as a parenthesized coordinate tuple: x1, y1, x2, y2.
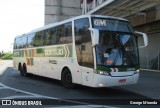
(95, 31, 138, 67)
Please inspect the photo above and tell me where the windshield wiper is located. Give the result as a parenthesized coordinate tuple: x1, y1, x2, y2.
(119, 38, 134, 66)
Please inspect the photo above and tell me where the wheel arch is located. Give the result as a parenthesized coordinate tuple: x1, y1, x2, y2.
(61, 66, 71, 80)
(61, 66, 76, 88)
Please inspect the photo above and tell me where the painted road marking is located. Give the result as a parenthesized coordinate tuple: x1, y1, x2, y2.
(2, 95, 47, 99)
(0, 83, 117, 108)
(0, 61, 117, 107)
(0, 82, 85, 103)
(0, 83, 57, 99)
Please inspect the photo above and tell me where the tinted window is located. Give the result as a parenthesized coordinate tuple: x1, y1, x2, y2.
(15, 22, 72, 49)
(14, 39, 17, 49)
(14, 38, 18, 49)
(33, 31, 44, 46)
(43, 26, 61, 45)
(27, 33, 35, 48)
(44, 22, 72, 45)
(14, 36, 27, 49)
(74, 18, 94, 68)
(50, 28, 58, 45)
(75, 18, 89, 35)
(58, 22, 72, 44)
(44, 29, 51, 45)
(21, 36, 27, 48)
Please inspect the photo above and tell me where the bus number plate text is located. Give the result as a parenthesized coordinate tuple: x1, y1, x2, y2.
(119, 79, 126, 83)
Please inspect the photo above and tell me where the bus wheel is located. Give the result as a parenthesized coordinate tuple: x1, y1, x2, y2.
(19, 64, 28, 76)
(19, 63, 23, 76)
(20, 66, 24, 76)
(22, 64, 28, 77)
(61, 69, 76, 88)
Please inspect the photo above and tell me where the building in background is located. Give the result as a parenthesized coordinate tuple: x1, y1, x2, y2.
(82, 0, 160, 70)
(45, 0, 160, 70)
(45, 0, 82, 25)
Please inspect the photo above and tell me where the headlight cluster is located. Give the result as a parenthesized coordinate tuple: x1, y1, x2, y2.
(134, 69, 139, 74)
(96, 70, 109, 76)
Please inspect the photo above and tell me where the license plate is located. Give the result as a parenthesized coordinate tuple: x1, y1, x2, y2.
(119, 79, 126, 83)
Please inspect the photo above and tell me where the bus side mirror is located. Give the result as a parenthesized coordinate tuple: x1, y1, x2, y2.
(89, 28, 99, 47)
(134, 31, 148, 48)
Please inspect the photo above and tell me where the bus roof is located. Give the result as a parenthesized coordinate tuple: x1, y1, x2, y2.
(15, 15, 128, 38)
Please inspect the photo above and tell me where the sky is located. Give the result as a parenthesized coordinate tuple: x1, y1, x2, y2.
(0, 0, 44, 52)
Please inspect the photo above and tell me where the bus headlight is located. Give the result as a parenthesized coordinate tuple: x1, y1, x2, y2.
(96, 70, 109, 76)
(134, 69, 139, 74)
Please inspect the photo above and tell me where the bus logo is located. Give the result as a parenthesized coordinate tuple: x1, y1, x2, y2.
(45, 49, 64, 56)
(94, 19, 106, 26)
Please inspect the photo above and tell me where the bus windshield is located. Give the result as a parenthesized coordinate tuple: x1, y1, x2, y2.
(92, 18, 139, 67)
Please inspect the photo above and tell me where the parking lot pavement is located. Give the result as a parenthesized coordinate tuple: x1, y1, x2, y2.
(0, 82, 50, 99)
(0, 60, 12, 75)
(120, 70, 160, 99)
(0, 60, 160, 107)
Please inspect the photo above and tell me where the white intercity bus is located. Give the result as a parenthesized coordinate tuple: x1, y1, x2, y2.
(13, 15, 148, 88)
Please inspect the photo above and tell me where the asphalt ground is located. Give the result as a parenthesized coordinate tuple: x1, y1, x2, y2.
(0, 60, 160, 107)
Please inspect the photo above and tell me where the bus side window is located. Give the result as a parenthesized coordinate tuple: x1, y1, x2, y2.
(15, 38, 20, 49)
(58, 22, 72, 44)
(14, 39, 17, 49)
(50, 28, 57, 45)
(21, 36, 27, 48)
(43, 27, 58, 46)
(57, 25, 65, 44)
(15, 37, 26, 49)
(34, 31, 44, 46)
(44, 29, 51, 45)
(64, 22, 72, 43)
(74, 18, 94, 68)
(27, 33, 35, 48)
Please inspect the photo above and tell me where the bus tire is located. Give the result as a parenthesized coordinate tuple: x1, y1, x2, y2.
(22, 63, 28, 77)
(19, 63, 24, 76)
(61, 69, 76, 88)
(18, 63, 21, 71)
(19, 65, 24, 76)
